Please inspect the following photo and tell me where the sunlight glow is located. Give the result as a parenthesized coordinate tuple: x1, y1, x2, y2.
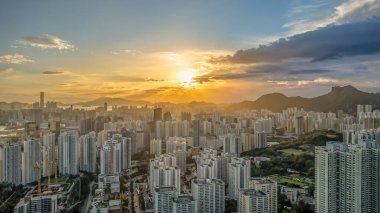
(178, 68, 197, 87)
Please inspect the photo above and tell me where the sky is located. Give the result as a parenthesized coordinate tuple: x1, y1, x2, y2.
(1, 0, 380, 104)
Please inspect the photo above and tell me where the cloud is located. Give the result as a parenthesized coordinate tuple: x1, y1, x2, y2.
(111, 49, 142, 55)
(0, 54, 34, 64)
(0, 67, 13, 74)
(297, 77, 338, 86)
(42, 71, 64, 75)
(286, 0, 380, 34)
(213, 19, 380, 64)
(16, 34, 75, 50)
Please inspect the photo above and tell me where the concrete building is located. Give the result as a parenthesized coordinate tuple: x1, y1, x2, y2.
(222, 134, 242, 156)
(238, 189, 269, 213)
(315, 141, 380, 213)
(41, 133, 56, 177)
(22, 138, 42, 184)
(228, 157, 251, 199)
(154, 186, 177, 213)
(150, 138, 162, 156)
(149, 154, 180, 193)
(191, 179, 225, 213)
(79, 132, 97, 173)
(0, 143, 22, 185)
(58, 131, 79, 175)
(172, 194, 197, 213)
(249, 177, 277, 213)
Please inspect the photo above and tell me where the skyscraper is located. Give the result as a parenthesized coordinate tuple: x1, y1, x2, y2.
(58, 131, 79, 175)
(150, 138, 162, 156)
(191, 179, 225, 213)
(228, 157, 251, 199)
(222, 134, 242, 156)
(315, 141, 380, 213)
(149, 154, 180, 193)
(0, 143, 22, 185)
(79, 132, 97, 173)
(154, 108, 163, 122)
(192, 120, 200, 147)
(154, 186, 177, 213)
(121, 137, 132, 170)
(238, 189, 269, 213)
(40, 92, 44, 109)
(249, 177, 277, 213)
(22, 138, 42, 184)
(41, 132, 56, 177)
(172, 194, 197, 213)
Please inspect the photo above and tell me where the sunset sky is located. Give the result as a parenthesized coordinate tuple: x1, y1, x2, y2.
(1, 0, 380, 103)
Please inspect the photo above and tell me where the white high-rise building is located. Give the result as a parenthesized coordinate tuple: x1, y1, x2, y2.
(241, 132, 254, 152)
(174, 149, 187, 174)
(254, 132, 267, 149)
(315, 141, 380, 213)
(191, 179, 225, 213)
(14, 194, 58, 213)
(41, 133, 55, 177)
(217, 152, 236, 184)
(156, 120, 165, 139)
(149, 154, 180, 193)
(100, 142, 121, 175)
(254, 118, 273, 134)
(22, 138, 42, 184)
(172, 194, 197, 213)
(121, 137, 132, 170)
(249, 177, 277, 213)
(79, 132, 97, 173)
(150, 138, 162, 156)
(166, 137, 187, 173)
(222, 134, 242, 156)
(166, 137, 187, 153)
(195, 148, 218, 180)
(154, 186, 177, 213)
(0, 143, 22, 185)
(228, 157, 251, 199)
(58, 131, 79, 175)
(238, 189, 269, 213)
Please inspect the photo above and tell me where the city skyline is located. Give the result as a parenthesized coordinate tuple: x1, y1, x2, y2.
(1, 0, 380, 103)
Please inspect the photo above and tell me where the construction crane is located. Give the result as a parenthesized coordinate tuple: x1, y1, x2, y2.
(34, 161, 42, 194)
(54, 158, 58, 187)
(47, 159, 52, 191)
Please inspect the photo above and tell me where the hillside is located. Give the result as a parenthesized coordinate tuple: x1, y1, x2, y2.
(228, 85, 380, 113)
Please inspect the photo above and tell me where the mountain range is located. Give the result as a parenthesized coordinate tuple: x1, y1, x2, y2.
(228, 85, 380, 113)
(1, 85, 379, 113)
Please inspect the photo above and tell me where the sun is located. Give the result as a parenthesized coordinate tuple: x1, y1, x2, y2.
(178, 68, 197, 87)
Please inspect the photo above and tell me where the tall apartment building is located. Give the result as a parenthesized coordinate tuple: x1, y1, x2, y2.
(191, 179, 225, 213)
(150, 138, 162, 156)
(149, 154, 180, 193)
(249, 177, 277, 213)
(154, 186, 177, 213)
(58, 131, 79, 175)
(222, 134, 242, 156)
(153, 186, 197, 213)
(79, 132, 97, 173)
(0, 143, 22, 185)
(22, 138, 42, 184)
(228, 157, 251, 199)
(315, 141, 380, 213)
(41, 133, 56, 177)
(172, 194, 197, 213)
(238, 189, 269, 213)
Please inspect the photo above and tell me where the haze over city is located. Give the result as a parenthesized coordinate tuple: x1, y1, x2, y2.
(1, 0, 380, 103)
(1, 1, 380, 213)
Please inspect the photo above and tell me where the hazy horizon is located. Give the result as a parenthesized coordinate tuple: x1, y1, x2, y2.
(1, 0, 380, 103)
